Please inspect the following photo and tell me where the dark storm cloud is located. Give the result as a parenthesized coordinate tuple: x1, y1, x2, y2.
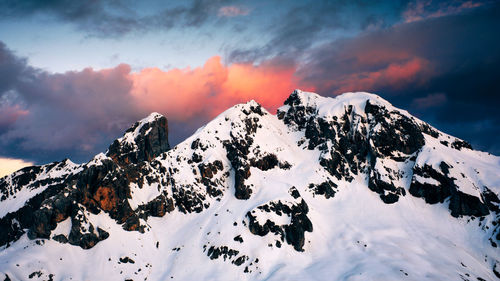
(0, 0, 231, 37)
(296, 3, 500, 154)
(0, 43, 146, 163)
(227, 0, 410, 63)
(0, 42, 32, 95)
(0, 0, 142, 36)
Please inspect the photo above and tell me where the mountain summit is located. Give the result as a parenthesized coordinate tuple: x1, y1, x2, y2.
(1, 90, 499, 280)
(107, 112, 170, 166)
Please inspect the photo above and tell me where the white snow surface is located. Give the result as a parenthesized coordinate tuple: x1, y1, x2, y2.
(1, 90, 499, 281)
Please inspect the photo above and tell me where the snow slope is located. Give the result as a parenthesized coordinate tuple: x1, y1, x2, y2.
(0, 90, 499, 281)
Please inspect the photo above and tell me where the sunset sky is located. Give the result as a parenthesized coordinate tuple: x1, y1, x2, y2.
(0, 0, 499, 175)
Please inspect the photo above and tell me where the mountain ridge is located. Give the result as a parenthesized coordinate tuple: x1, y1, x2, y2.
(1, 89, 499, 280)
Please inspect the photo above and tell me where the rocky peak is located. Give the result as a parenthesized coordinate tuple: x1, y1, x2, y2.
(277, 90, 483, 207)
(1, 90, 499, 280)
(106, 112, 170, 166)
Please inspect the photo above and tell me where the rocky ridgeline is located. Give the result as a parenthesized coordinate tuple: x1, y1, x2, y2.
(0, 113, 172, 248)
(278, 91, 499, 218)
(107, 112, 170, 166)
(1, 90, 499, 262)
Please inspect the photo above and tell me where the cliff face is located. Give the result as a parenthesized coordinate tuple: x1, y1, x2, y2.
(107, 112, 170, 166)
(1, 90, 499, 281)
(0, 112, 172, 249)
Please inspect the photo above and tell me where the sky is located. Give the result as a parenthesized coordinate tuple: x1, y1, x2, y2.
(0, 0, 499, 175)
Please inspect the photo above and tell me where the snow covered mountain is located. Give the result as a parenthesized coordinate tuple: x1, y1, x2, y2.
(1, 90, 499, 281)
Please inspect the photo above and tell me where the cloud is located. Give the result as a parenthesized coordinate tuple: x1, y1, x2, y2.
(0, 0, 232, 37)
(227, 1, 409, 63)
(0, 42, 312, 164)
(0, 104, 28, 130)
(411, 93, 447, 109)
(0, 0, 142, 37)
(218, 6, 250, 17)
(0, 157, 34, 178)
(301, 56, 430, 94)
(403, 0, 486, 23)
(130, 56, 311, 120)
(0, 43, 144, 163)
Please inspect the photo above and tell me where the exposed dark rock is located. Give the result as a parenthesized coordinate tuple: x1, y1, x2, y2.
(191, 138, 208, 151)
(451, 139, 473, 151)
(365, 100, 425, 157)
(233, 235, 243, 243)
(232, 255, 247, 266)
(368, 171, 405, 204)
(449, 191, 489, 217)
(28, 271, 42, 279)
(198, 161, 223, 179)
(137, 194, 175, 219)
(224, 137, 253, 200)
(493, 261, 500, 278)
(284, 211, 312, 252)
(2, 182, 66, 245)
(52, 234, 68, 244)
(251, 154, 279, 171)
(171, 186, 206, 213)
(247, 213, 282, 237)
(308, 181, 337, 199)
(410, 162, 490, 217)
(119, 256, 135, 264)
(198, 160, 225, 197)
(280, 90, 318, 131)
(107, 114, 170, 166)
(206, 245, 239, 261)
(421, 123, 440, 138)
(483, 187, 500, 213)
(289, 187, 301, 199)
(409, 164, 452, 204)
(247, 199, 312, 251)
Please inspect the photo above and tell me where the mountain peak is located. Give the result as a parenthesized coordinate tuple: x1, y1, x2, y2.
(283, 89, 395, 116)
(106, 112, 170, 166)
(1, 90, 499, 280)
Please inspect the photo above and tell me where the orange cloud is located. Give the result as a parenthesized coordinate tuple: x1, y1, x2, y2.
(130, 56, 313, 120)
(334, 57, 430, 93)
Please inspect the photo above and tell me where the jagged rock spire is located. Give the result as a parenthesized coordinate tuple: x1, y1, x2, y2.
(106, 112, 170, 166)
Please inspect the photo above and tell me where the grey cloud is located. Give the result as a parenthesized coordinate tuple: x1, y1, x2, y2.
(227, 0, 410, 63)
(0, 0, 231, 37)
(0, 43, 146, 163)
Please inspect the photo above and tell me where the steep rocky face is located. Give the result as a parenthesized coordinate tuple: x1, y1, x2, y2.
(277, 90, 493, 209)
(0, 113, 173, 249)
(0, 159, 81, 247)
(276, 90, 500, 249)
(1, 90, 499, 281)
(278, 91, 426, 203)
(107, 112, 170, 167)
